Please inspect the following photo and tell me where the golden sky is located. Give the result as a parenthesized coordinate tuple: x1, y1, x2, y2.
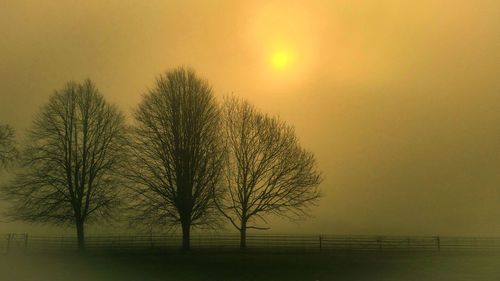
(0, 0, 499, 236)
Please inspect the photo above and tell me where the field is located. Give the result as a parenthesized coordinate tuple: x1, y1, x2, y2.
(1, 251, 499, 281)
(2, 234, 500, 280)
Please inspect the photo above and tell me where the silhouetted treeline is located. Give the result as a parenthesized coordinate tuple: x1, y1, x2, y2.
(0, 66, 322, 251)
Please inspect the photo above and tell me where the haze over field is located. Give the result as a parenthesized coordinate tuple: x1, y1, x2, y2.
(0, 0, 499, 236)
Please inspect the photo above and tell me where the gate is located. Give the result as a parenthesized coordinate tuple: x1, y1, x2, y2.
(6, 233, 28, 252)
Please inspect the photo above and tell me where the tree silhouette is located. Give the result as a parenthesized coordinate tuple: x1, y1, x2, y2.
(0, 124, 18, 168)
(2, 80, 127, 251)
(216, 96, 322, 248)
(126, 67, 223, 251)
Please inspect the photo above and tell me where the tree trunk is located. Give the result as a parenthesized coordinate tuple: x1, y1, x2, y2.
(240, 219, 247, 249)
(75, 219, 85, 252)
(181, 221, 190, 252)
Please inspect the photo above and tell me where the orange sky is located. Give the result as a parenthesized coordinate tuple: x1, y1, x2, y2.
(0, 0, 499, 236)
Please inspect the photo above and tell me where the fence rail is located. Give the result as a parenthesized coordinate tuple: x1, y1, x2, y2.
(2, 233, 500, 253)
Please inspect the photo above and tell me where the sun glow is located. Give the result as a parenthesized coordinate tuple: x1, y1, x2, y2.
(246, 3, 320, 85)
(271, 51, 291, 70)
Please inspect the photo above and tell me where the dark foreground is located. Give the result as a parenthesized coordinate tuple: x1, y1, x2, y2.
(1, 251, 499, 281)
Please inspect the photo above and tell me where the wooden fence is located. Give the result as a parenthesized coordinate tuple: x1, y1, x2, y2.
(2, 233, 500, 253)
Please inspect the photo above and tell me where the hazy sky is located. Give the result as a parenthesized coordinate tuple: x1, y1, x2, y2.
(1, 0, 499, 236)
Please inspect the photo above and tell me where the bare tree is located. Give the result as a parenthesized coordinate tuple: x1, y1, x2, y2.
(126, 67, 223, 251)
(0, 124, 18, 168)
(2, 80, 127, 251)
(216, 96, 322, 248)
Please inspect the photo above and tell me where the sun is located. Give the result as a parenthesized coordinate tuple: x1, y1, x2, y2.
(271, 51, 291, 70)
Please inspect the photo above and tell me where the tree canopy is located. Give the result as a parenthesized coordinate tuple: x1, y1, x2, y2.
(216, 96, 322, 248)
(126, 67, 224, 251)
(2, 80, 127, 250)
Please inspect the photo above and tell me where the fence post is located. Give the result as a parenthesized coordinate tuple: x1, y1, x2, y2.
(319, 235, 322, 252)
(436, 236, 440, 251)
(377, 236, 382, 251)
(7, 233, 11, 252)
(24, 233, 28, 250)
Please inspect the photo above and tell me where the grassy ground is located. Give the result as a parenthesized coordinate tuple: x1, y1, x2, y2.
(1, 250, 499, 281)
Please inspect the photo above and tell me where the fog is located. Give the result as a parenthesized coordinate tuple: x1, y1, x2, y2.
(0, 0, 499, 236)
